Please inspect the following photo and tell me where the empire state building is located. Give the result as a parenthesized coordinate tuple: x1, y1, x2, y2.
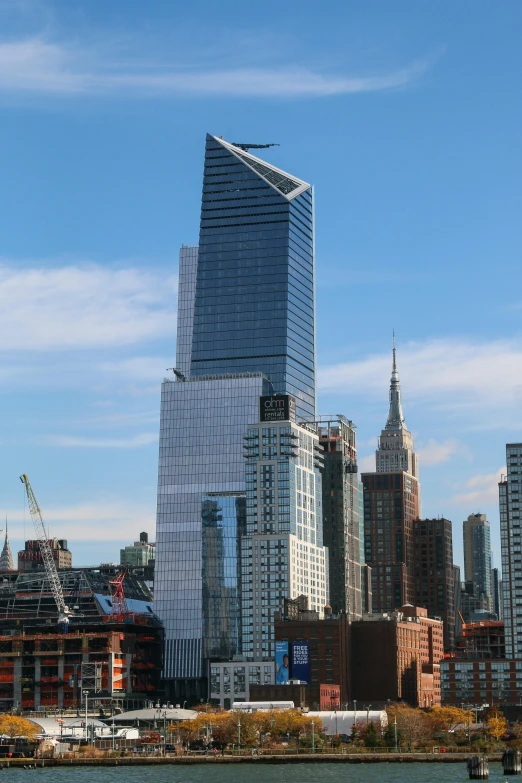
(362, 341, 421, 612)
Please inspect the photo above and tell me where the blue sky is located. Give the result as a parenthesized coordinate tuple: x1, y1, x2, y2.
(0, 0, 521, 570)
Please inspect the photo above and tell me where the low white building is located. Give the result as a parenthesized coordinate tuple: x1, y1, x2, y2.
(307, 710, 388, 736)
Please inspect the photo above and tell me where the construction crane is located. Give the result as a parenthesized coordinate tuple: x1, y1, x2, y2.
(19, 474, 71, 629)
(231, 142, 279, 151)
(108, 569, 130, 622)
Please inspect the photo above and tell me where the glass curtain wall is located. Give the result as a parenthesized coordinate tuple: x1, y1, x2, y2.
(190, 135, 316, 420)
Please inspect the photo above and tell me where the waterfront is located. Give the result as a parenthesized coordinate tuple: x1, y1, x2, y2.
(0, 763, 507, 782)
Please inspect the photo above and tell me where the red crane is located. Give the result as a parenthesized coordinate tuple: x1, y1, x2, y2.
(108, 570, 130, 622)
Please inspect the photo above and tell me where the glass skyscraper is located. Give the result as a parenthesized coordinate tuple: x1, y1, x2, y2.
(191, 135, 316, 420)
(155, 136, 316, 699)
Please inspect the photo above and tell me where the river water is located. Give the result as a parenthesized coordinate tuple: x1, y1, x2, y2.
(0, 763, 507, 783)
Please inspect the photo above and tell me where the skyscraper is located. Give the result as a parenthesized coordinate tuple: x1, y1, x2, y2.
(314, 415, 362, 618)
(492, 567, 501, 620)
(463, 513, 492, 608)
(362, 342, 420, 612)
(412, 518, 455, 649)
(190, 135, 316, 419)
(155, 136, 316, 700)
(500, 444, 522, 658)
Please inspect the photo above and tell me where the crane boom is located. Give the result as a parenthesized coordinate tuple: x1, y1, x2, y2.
(20, 474, 69, 623)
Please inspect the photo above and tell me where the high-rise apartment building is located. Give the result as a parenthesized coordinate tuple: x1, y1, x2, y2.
(492, 567, 501, 620)
(500, 444, 522, 659)
(241, 395, 328, 659)
(314, 416, 362, 618)
(155, 136, 316, 700)
(362, 344, 420, 612)
(463, 513, 492, 608)
(412, 518, 455, 649)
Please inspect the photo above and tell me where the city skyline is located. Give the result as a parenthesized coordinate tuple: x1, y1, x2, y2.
(0, 1, 520, 569)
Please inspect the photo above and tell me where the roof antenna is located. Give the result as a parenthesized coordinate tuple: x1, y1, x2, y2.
(392, 330, 397, 372)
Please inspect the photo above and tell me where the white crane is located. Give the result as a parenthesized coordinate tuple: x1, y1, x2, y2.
(20, 474, 70, 627)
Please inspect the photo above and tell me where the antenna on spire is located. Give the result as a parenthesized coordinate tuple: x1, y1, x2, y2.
(392, 330, 397, 372)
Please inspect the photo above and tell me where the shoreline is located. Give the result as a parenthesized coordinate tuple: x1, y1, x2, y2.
(1, 753, 504, 767)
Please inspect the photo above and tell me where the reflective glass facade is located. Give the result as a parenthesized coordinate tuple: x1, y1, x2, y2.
(155, 373, 271, 679)
(202, 493, 245, 661)
(190, 135, 316, 420)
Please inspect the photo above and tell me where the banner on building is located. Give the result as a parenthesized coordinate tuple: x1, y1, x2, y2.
(275, 641, 290, 683)
(291, 641, 310, 684)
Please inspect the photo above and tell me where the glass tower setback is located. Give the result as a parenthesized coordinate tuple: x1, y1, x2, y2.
(190, 135, 316, 420)
(155, 373, 271, 681)
(202, 493, 245, 661)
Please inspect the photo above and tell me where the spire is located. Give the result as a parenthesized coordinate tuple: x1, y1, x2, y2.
(385, 333, 406, 430)
(0, 520, 14, 572)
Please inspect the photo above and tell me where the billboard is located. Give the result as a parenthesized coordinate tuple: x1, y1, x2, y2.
(291, 641, 310, 684)
(275, 641, 290, 683)
(259, 394, 296, 423)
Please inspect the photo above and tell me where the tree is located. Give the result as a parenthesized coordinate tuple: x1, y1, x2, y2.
(386, 704, 432, 749)
(362, 721, 380, 748)
(487, 712, 508, 746)
(0, 716, 38, 739)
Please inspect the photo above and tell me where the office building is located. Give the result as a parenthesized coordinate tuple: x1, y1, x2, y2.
(351, 605, 443, 707)
(500, 444, 522, 659)
(362, 343, 420, 612)
(241, 394, 328, 660)
(120, 532, 155, 567)
(18, 539, 72, 572)
(155, 136, 317, 701)
(412, 517, 455, 649)
(463, 513, 492, 609)
(189, 135, 316, 420)
(315, 415, 362, 618)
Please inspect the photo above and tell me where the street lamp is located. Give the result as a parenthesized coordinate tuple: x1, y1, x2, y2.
(365, 704, 372, 725)
(312, 718, 315, 753)
(394, 715, 398, 753)
(237, 715, 241, 751)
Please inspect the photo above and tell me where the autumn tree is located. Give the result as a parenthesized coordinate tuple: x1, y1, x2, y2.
(386, 704, 433, 749)
(0, 716, 39, 739)
(487, 711, 508, 747)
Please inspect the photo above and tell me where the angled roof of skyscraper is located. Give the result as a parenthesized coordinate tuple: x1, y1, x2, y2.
(211, 136, 311, 200)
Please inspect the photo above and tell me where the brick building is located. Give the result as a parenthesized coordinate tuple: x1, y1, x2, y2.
(412, 518, 455, 650)
(351, 604, 443, 707)
(274, 608, 351, 705)
(440, 658, 521, 706)
(18, 539, 72, 572)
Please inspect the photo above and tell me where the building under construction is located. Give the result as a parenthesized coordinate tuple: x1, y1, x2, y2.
(0, 565, 163, 711)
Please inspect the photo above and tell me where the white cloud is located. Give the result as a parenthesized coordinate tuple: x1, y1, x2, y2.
(451, 467, 506, 506)
(48, 433, 157, 448)
(417, 438, 472, 466)
(319, 338, 522, 416)
(358, 454, 375, 473)
(0, 36, 428, 98)
(0, 263, 176, 350)
(7, 499, 156, 541)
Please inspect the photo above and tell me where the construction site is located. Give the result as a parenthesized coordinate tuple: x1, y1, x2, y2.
(0, 476, 164, 712)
